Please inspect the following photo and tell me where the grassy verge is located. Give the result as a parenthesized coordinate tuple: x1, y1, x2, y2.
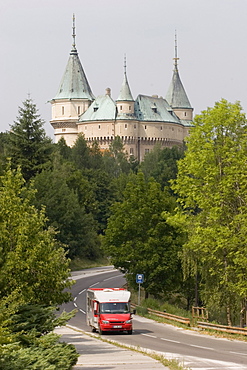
(104, 338, 189, 370)
(83, 329, 190, 370)
(69, 257, 110, 271)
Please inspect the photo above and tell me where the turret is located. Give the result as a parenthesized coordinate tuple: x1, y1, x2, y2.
(50, 15, 94, 146)
(116, 56, 135, 115)
(165, 33, 193, 122)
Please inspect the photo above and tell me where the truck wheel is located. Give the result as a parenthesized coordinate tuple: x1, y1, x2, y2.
(99, 328, 103, 335)
(91, 327, 96, 333)
(127, 330, 132, 335)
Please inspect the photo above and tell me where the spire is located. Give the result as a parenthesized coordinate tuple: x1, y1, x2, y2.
(165, 33, 192, 109)
(53, 15, 94, 101)
(174, 30, 179, 71)
(116, 55, 134, 101)
(71, 13, 76, 53)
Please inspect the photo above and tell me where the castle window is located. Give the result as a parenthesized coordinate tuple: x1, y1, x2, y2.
(145, 149, 149, 154)
(62, 106, 64, 115)
(98, 125, 101, 129)
(184, 112, 187, 117)
(120, 105, 123, 110)
(151, 103, 157, 113)
(62, 128, 66, 132)
(129, 106, 131, 110)
(130, 148, 134, 155)
(160, 126, 163, 130)
(78, 106, 81, 115)
(145, 125, 147, 129)
(85, 126, 87, 130)
(125, 124, 127, 129)
(94, 107, 98, 112)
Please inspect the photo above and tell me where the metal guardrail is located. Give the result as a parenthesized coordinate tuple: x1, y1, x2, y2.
(197, 321, 247, 335)
(132, 304, 190, 326)
(132, 303, 247, 335)
(147, 308, 191, 326)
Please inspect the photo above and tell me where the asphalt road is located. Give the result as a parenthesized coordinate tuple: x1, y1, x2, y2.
(60, 267, 247, 370)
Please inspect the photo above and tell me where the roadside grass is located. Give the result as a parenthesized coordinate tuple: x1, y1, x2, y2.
(88, 331, 190, 370)
(134, 303, 247, 341)
(69, 257, 109, 271)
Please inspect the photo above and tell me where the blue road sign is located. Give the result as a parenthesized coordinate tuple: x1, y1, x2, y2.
(136, 274, 144, 284)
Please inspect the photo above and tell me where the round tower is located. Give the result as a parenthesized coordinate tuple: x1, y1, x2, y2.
(165, 33, 193, 125)
(116, 56, 135, 115)
(50, 15, 94, 146)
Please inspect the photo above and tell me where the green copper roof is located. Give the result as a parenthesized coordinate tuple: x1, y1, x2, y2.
(135, 95, 181, 123)
(116, 72, 134, 101)
(79, 94, 116, 122)
(165, 68, 192, 109)
(53, 45, 95, 101)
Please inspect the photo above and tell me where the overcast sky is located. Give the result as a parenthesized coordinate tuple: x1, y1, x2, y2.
(1, 0, 246, 138)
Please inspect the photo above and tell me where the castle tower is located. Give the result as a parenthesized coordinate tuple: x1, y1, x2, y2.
(116, 56, 135, 115)
(165, 33, 193, 123)
(50, 15, 94, 146)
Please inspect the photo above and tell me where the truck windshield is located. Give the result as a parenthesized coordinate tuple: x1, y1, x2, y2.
(100, 302, 130, 314)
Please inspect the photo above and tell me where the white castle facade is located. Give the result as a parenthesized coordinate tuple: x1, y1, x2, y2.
(50, 20, 193, 162)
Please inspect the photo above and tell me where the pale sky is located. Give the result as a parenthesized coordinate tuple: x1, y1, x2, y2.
(1, 0, 246, 138)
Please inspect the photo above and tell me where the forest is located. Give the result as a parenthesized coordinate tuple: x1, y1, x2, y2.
(1, 97, 247, 368)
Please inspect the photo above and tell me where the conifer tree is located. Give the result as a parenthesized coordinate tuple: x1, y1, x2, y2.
(7, 97, 52, 181)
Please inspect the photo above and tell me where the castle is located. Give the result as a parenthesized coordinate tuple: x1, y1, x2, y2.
(50, 17, 193, 162)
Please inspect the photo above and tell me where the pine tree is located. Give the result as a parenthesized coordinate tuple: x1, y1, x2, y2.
(7, 97, 52, 181)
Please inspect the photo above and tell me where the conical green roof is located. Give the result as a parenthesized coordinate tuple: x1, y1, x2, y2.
(54, 45, 94, 100)
(116, 72, 134, 102)
(166, 67, 191, 109)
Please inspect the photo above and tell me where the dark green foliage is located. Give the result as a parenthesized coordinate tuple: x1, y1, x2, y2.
(6, 98, 53, 181)
(56, 137, 72, 161)
(103, 172, 185, 297)
(0, 132, 8, 173)
(33, 165, 101, 260)
(71, 134, 92, 170)
(85, 169, 118, 233)
(103, 136, 132, 176)
(0, 335, 78, 370)
(140, 145, 185, 191)
(8, 304, 75, 345)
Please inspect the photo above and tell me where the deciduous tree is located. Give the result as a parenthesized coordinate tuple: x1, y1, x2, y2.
(172, 99, 247, 325)
(103, 172, 184, 297)
(0, 164, 72, 306)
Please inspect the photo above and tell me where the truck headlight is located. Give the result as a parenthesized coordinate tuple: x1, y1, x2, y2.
(125, 319, 132, 324)
(102, 320, 109, 324)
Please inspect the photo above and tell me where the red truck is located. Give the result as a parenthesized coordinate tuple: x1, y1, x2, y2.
(86, 288, 134, 334)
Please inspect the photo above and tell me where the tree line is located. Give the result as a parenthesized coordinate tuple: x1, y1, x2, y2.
(1, 96, 247, 367)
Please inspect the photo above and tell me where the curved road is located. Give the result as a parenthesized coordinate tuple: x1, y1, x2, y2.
(60, 267, 247, 370)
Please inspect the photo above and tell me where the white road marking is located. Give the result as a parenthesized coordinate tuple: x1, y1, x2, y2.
(141, 333, 157, 339)
(103, 274, 123, 281)
(90, 282, 99, 287)
(189, 344, 214, 350)
(230, 351, 247, 356)
(73, 302, 77, 307)
(161, 338, 180, 344)
(74, 296, 77, 301)
(79, 308, 86, 314)
(79, 289, 86, 294)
